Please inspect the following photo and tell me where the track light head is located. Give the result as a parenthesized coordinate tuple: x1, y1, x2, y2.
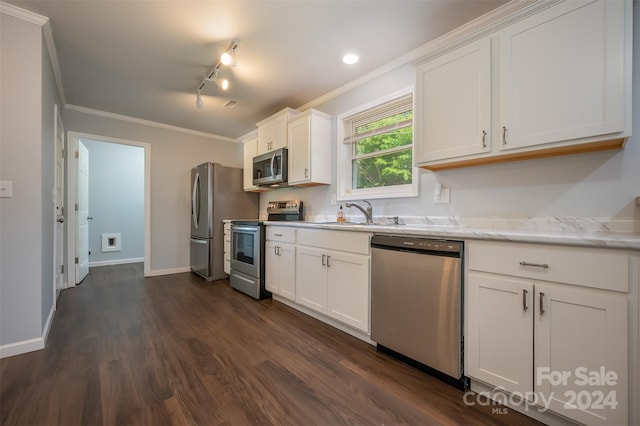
(196, 92, 204, 109)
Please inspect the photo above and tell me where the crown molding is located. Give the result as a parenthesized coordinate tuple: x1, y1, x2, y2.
(43, 22, 66, 106)
(0, 1, 48, 25)
(64, 104, 237, 143)
(299, 0, 557, 112)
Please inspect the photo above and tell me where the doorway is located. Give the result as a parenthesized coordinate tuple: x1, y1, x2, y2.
(66, 132, 151, 286)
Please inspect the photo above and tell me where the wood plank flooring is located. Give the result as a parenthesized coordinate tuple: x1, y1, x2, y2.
(1, 264, 542, 425)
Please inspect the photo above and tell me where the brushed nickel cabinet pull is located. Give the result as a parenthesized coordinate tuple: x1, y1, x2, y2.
(482, 130, 487, 148)
(274, 233, 283, 237)
(502, 126, 507, 145)
(322, 254, 326, 266)
(326, 256, 331, 267)
(523, 289, 528, 312)
(539, 292, 545, 316)
(520, 261, 549, 269)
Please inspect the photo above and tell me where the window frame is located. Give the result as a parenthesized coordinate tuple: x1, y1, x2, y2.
(336, 86, 418, 201)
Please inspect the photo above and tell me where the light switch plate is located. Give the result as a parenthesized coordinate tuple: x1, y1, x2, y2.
(0, 181, 13, 198)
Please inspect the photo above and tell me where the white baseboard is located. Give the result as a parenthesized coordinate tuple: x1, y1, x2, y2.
(89, 257, 144, 267)
(147, 266, 191, 277)
(0, 303, 55, 359)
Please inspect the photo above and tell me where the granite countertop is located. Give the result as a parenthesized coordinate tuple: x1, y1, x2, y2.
(262, 217, 640, 250)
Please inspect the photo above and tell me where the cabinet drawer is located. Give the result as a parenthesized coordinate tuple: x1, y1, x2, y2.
(468, 241, 632, 292)
(266, 226, 296, 243)
(297, 229, 371, 255)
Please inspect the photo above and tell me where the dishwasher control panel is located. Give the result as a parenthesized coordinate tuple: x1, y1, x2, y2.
(371, 234, 462, 254)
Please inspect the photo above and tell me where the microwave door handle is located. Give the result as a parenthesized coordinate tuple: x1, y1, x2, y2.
(270, 153, 276, 178)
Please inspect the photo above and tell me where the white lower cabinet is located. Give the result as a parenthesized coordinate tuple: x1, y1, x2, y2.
(467, 240, 631, 426)
(265, 226, 296, 300)
(295, 229, 371, 333)
(266, 241, 296, 301)
(223, 222, 231, 274)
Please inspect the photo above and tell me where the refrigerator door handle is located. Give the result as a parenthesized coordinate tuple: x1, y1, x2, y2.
(192, 171, 200, 229)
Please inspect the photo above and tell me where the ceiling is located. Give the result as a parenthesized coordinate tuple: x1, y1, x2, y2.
(5, 0, 506, 140)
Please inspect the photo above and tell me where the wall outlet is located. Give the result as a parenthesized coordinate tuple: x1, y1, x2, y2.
(330, 194, 337, 205)
(434, 185, 450, 204)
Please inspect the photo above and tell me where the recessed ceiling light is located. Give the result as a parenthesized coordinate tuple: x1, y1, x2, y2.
(342, 53, 359, 65)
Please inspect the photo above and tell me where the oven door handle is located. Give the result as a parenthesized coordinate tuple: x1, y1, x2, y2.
(231, 226, 259, 233)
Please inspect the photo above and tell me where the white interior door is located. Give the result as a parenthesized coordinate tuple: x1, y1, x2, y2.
(54, 105, 65, 298)
(76, 141, 90, 283)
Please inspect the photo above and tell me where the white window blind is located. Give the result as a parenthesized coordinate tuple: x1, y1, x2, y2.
(343, 93, 413, 144)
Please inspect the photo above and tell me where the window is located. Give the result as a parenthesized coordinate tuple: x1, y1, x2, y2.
(337, 88, 417, 200)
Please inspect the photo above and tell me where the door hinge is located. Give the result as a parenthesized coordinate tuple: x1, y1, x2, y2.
(75, 257, 79, 264)
(75, 151, 79, 159)
(75, 203, 79, 211)
(61, 265, 64, 273)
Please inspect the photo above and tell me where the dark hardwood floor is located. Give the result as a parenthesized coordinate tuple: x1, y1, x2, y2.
(1, 264, 542, 425)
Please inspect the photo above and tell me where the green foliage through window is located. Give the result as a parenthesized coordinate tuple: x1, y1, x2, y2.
(351, 111, 413, 189)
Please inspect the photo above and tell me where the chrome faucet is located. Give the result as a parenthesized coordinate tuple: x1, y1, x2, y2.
(345, 200, 373, 225)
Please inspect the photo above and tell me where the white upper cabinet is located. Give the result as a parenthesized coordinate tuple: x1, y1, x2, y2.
(257, 108, 298, 155)
(415, 0, 631, 171)
(242, 135, 259, 192)
(287, 109, 332, 186)
(415, 37, 492, 163)
(498, 0, 626, 151)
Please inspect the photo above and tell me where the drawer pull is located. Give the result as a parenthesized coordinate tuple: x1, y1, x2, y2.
(519, 261, 549, 269)
(482, 130, 487, 148)
(522, 289, 528, 312)
(539, 292, 545, 316)
(502, 126, 507, 145)
(322, 254, 326, 266)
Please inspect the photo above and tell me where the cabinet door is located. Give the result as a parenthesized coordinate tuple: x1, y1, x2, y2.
(257, 121, 274, 155)
(415, 37, 491, 164)
(288, 114, 311, 184)
(295, 246, 327, 313)
(534, 283, 628, 426)
(278, 242, 296, 301)
(499, 0, 625, 151)
(271, 113, 289, 151)
(243, 137, 258, 191)
(466, 272, 533, 395)
(326, 251, 370, 332)
(265, 241, 279, 294)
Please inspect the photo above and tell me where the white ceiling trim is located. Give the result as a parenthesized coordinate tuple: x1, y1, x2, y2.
(43, 22, 66, 106)
(298, 0, 548, 114)
(0, 1, 47, 25)
(65, 104, 237, 143)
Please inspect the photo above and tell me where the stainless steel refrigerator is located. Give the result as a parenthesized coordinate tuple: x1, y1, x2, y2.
(190, 162, 259, 280)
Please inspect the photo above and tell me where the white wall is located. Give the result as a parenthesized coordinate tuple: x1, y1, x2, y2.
(82, 139, 144, 265)
(62, 109, 243, 274)
(260, 15, 639, 226)
(0, 11, 59, 350)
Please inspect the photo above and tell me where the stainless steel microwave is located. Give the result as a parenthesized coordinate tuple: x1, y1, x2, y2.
(253, 148, 288, 186)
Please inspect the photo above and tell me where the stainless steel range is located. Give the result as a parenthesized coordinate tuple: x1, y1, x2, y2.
(230, 200, 303, 299)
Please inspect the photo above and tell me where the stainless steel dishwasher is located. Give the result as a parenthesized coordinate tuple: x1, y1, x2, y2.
(371, 234, 463, 384)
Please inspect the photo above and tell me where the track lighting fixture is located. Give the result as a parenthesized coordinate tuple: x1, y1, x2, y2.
(195, 39, 239, 109)
(196, 91, 204, 109)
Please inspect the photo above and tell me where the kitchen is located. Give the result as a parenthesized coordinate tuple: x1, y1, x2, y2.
(1, 0, 639, 425)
